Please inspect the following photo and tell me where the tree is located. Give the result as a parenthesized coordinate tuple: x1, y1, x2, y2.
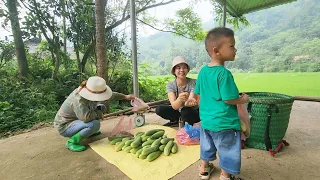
(6, 0, 29, 77)
(65, 0, 96, 73)
(19, 0, 206, 79)
(210, 0, 250, 29)
(22, 0, 68, 79)
(95, 0, 107, 80)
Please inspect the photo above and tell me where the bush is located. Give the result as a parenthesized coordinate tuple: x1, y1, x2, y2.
(0, 77, 59, 137)
(0, 57, 170, 137)
(139, 77, 168, 102)
(138, 63, 168, 102)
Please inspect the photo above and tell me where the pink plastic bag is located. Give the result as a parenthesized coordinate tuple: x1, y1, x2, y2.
(176, 123, 200, 146)
(110, 116, 134, 136)
(237, 104, 251, 140)
(131, 97, 149, 113)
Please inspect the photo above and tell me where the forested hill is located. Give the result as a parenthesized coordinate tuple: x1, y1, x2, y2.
(137, 0, 320, 75)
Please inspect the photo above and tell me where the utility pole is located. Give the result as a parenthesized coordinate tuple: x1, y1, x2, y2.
(130, 0, 139, 97)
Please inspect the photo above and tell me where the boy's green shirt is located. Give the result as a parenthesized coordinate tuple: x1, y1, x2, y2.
(194, 65, 240, 132)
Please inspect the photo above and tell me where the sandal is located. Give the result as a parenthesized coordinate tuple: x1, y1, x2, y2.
(231, 175, 244, 180)
(199, 163, 215, 180)
(220, 174, 244, 180)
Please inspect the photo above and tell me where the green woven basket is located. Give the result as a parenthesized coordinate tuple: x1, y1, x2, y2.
(245, 92, 294, 151)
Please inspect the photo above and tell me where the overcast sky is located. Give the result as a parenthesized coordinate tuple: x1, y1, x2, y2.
(0, 0, 214, 40)
(139, 0, 214, 36)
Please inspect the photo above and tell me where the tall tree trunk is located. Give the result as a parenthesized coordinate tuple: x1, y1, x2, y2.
(74, 42, 82, 72)
(51, 54, 61, 79)
(7, 0, 29, 77)
(61, 0, 67, 53)
(95, 0, 108, 81)
(51, 34, 61, 79)
(81, 42, 95, 73)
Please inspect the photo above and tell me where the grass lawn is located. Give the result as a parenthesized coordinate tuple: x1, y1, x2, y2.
(148, 72, 320, 97)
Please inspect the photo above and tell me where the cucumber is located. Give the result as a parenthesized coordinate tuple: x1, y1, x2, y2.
(136, 148, 143, 158)
(108, 136, 123, 141)
(115, 142, 122, 146)
(122, 137, 133, 142)
(151, 138, 161, 148)
(141, 135, 150, 142)
(164, 140, 174, 156)
(139, 153, 147, 159)
(124, 146, 133, 153)
(141, 146, 158, 156)
(160, 138, 174, 145)
(131, 136, 142, 148)
(109, 138, 123, 145)
(122, 144, 129, 150)
(115, 142, 125, 152)
(125, 139, 135, 146)
(146, 151, 162, 162)
(145, 129, 164, 136)
(171, 142, 178, 154)
(150, 130, 165, 139)
(143, 145, 151, 149)
(159, 144, 166, 151)
(130, 146, 142, 154)
(162, 135, 167, 138)
(142, 139, 155, 147)
(135, 132, 145, 137)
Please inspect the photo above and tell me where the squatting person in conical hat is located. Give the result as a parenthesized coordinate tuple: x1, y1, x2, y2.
(155, 56, 200, 127)
(53, 76, 135, 152)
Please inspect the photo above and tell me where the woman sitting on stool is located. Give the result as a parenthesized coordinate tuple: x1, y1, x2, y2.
(156, 56, 200, 127)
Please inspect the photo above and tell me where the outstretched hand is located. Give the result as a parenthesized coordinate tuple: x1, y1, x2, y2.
(124, 94, 136, 100)
(185, 98, 198, 107)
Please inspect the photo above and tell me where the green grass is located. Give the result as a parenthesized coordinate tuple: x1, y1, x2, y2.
(148, 72, 320, 97)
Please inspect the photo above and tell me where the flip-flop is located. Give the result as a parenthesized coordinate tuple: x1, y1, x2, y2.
(199, 163, 215, 180)
(230, 175, 244, 180)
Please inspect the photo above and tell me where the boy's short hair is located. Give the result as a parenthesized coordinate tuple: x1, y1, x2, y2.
(205, 27, 234, 55)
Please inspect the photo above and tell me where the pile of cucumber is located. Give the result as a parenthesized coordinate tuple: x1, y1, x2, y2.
(108, 129, 178, 162)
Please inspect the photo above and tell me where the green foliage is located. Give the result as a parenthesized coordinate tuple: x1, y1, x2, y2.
(138, 63, 169, 102)
(108, 62, 169, 111)
(139, 0, 320, 74)
(0, 76, 59, 137)
(167, 8, 206, 41)
(0, 50, 94, 137)
(109, 71, 132, 96)
(0, 40, 15, 69)
(211, 0, 250, 30)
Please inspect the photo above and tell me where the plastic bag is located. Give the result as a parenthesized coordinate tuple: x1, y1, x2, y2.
(131, 97, 149, 113)
(237, 104, 251, 140)
(110, 116, 134, 137)
(176, 124, 200, 145)
(184, 124, 200, 139)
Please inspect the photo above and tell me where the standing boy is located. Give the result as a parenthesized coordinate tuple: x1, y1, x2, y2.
(185, 27, 249, 180)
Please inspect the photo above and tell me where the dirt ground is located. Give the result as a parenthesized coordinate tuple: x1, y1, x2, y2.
(1, 101, 320, 180)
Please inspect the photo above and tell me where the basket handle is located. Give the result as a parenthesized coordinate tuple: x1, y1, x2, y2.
(265, 104, 279, 152)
